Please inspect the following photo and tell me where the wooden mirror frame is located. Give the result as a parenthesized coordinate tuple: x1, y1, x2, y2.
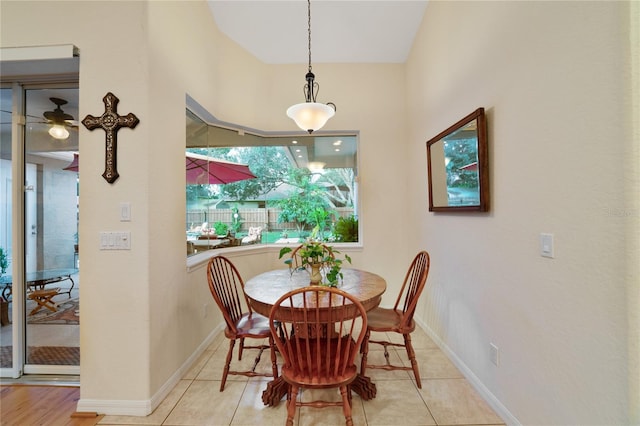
(426, 108, 489, 212)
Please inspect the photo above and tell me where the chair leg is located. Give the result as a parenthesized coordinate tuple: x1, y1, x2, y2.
(286, 385, 298, 426)
(403, 333, 422, 389)
(220, 339, 236, 391)
(359, 329, 370, 376)
(238, 337, 245, 360)
(268, 335, 278, 379)
(340, 385, 353, 426)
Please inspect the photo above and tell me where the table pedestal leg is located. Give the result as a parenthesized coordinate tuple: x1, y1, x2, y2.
(351, 374, 377, 400)
(261, 377, 289, 406)
(261, 374, 376, 406)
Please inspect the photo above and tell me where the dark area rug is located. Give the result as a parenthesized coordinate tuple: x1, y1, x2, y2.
(0, 346, 80, 367)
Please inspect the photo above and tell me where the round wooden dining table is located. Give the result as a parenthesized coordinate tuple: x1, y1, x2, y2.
(244, 267, 387, 406)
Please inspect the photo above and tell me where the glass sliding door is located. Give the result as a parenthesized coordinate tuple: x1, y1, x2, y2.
(0, 87, 14, 373)
(23, 87, 79, 374)
(0, 84, 79, 377)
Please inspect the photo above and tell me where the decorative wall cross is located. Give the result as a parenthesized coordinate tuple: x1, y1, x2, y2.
(82, 92, 139, 183)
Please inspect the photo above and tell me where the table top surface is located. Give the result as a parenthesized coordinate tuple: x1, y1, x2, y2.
(244, 268, 386, 316)
(0, 268, 78, 285)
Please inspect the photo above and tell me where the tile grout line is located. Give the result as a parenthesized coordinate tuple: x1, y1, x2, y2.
(160, 377, 196, 426)
(228, 376, 255, 425)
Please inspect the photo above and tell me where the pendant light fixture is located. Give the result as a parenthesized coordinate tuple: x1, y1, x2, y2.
(286, 0, 336, 133)
(48, 123, 70, 140)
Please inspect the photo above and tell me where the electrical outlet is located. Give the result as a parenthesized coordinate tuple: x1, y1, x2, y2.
(490, 343, 499, 366)
(203, 303, 209, 319)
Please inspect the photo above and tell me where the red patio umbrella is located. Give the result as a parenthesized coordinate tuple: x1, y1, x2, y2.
(185, 152, 256, 185)
(63, 153, 79, 171)
(459, 161, 478, 172)
(64, 152, 256, 185)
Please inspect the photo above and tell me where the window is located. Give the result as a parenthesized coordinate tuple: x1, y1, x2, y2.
(185, 109, 360, 256)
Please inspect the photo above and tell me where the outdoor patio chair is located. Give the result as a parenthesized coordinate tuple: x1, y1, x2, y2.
(28, 287, 61, 315)
(241, 226, 262, 245)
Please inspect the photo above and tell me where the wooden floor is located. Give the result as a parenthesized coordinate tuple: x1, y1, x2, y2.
(0, 385, 103, 426)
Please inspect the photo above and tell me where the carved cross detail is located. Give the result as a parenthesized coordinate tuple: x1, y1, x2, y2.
(82, 92, 139, 183)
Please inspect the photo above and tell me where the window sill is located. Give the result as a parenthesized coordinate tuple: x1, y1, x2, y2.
(186, 242, 363, 273)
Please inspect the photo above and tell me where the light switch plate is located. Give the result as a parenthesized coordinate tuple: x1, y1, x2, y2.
(540, 233, 554, 258)
(100, 231, 131, 250)
(120, 202, 131, 221)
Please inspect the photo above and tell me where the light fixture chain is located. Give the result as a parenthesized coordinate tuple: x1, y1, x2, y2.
(307, 0, 312, 72)
(287, 0, 335, 133)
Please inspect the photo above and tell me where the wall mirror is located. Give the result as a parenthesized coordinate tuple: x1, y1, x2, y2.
(426, 107, 489, 212)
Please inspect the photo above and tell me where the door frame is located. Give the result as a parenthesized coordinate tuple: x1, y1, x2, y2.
(0, 81, 80, 378)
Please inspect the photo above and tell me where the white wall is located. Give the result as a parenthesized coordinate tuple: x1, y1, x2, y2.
(406, 1, 638, 425)
(3, 1, 637, 423)
(1, 0, 412, 415)
(144, 0, 411, 396)
(2, 0, 152, 403)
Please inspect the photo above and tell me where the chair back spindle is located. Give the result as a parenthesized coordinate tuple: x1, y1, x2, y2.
(393, 251, 430, 332)
(270, 286, 367, 425)
(207, 256, 252, 333)
(360, 251, 430, 389)
(206, 256, 277, 391)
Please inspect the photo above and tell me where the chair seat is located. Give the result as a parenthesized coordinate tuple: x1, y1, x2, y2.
(225, 312, 271, 338)
(280, 336, 358, 387)
(366, 307, 416, 334)
(281, 364, 358, 387)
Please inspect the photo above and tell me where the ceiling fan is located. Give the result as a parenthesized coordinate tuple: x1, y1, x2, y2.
(43, 97, 78, 140)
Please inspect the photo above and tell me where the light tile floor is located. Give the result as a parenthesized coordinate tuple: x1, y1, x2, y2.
(99, 328, 505, 426)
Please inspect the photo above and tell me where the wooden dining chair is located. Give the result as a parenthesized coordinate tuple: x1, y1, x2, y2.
(206, 255, 278, 391)
(269, 286, 367, 426)
(359, 250, 430, 388)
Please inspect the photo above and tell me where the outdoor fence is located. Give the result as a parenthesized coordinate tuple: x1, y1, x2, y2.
(186, 207, 354, 233)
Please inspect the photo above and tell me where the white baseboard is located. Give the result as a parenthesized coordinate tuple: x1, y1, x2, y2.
(414, 318, 521, 426)
(76, 324, 223, 416)
(78, 319, 519, 421)
(75, 398, 151, 417)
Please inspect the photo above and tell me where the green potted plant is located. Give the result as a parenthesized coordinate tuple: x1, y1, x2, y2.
(213, 221, 228, 236)
(333, 215, 358, 242)
(0, 247, 7, 278)
(278, 227, 351, 287)
(230, 207, 242, 235)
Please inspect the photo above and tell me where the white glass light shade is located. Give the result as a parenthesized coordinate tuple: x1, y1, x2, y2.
(307, 161, 326, 173)
(49, 124, 70, 140)
(286, 102, 335, 133)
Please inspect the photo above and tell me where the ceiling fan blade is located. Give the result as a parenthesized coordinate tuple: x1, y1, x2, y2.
(43, 97, 75, 124)
(1, 110, 50, 121)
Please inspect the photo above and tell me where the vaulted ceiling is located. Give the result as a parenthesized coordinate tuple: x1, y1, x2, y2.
(207, 1, 428, 64)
